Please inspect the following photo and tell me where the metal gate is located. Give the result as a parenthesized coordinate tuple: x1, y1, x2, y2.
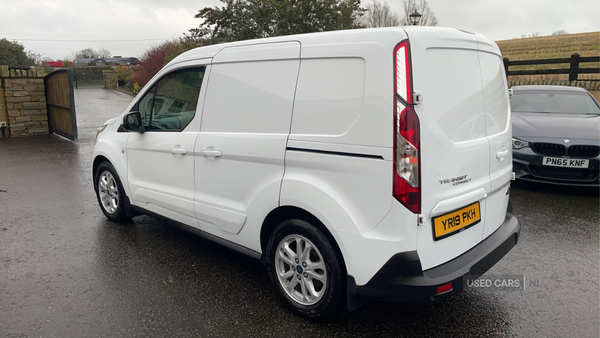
(44, 69, 77, 141)
(73, 67, 105, 88)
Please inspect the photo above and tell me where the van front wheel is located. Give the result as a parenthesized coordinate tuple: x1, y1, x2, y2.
(266, 219, 344, 319)
(95, 161, 128, 222)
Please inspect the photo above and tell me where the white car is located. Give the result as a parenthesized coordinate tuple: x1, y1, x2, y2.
(93, 27, 520, 319)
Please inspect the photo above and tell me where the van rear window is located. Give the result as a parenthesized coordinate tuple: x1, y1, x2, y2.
(425, 48, 485, 142)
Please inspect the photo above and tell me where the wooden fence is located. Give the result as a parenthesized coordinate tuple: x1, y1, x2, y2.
(503, 54, 600, 101)
(502, 53, 600, 82)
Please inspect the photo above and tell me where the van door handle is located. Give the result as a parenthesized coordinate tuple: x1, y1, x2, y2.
(201, 147, 222, 159)
(170, 145, 187, 156)
(496, 149, 509, 161)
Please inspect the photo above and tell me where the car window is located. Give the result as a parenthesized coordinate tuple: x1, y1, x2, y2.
(136, 67, 205, 131)
(510, 91, 600, 114)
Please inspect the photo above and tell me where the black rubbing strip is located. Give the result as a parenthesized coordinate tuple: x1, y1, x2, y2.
(286, 147, 384, 160)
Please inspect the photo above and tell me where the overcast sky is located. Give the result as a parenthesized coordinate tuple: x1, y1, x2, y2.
(1, 0, 599, 61)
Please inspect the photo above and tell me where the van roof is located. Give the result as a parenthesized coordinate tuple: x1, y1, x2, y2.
(167, 27, 490, 66)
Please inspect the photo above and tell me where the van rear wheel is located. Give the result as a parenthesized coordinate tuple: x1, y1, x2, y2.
(266, 219, 344, 319)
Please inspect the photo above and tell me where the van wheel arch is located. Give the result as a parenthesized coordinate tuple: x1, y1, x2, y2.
(262, 207, 348, 319)
(92, 155, 110, 192)
(260, 207, 346, 272)
(92, 156, 138, 220)
(260, 207, 369, 313)
(94, 160, 129, 222)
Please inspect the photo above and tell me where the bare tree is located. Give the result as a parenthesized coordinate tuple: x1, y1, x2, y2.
(75, 48, 100, 59)
(26, 50, 45, 66)
(551, 29, 568, 36)
(520, 32, 540, 38)
(362, 0, 400, 28)
(98, 48, 112, 58)
(400, 0, 438, 26)
(65, 52, 77, 62)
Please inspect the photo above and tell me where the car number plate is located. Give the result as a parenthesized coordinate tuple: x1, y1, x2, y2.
(433, 202, 481, 241)
(542, 157, 589, 168)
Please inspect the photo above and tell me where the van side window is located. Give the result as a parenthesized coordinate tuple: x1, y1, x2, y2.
(136, 67, 205, 131)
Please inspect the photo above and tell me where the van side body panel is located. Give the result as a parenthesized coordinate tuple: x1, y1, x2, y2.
(193, 43, 300, 250)
(281, 30, 410, 281)
(289, 29, 407, 148)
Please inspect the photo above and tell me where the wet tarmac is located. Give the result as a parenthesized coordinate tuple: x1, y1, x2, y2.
(1, 87, 598, 337)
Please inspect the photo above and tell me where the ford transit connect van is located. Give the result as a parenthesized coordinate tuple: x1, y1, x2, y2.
(93, 27, 520, 319)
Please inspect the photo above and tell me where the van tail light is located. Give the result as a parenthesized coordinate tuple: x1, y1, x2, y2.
(394, 105, 420, 213)
(393, 41, 421, 214)
(395, 41, 411, 104)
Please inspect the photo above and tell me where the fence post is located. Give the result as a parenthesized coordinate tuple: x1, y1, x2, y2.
(503, 57, 509, 78)
(568, 53, 580, 82)
(74, 68, 78, 89)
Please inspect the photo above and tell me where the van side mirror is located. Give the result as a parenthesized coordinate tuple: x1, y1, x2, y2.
(124, 111, 146, 133)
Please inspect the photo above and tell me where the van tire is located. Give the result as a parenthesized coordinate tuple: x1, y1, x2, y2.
(94, 161, 129, 222)
(266, 219, 344, 320)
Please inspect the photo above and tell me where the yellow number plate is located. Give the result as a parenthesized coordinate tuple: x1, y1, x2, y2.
(433, 202, 481, 240)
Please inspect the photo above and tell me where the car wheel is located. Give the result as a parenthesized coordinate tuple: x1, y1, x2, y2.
(95, 161, 128, 222)
(266, 218, 344, 319)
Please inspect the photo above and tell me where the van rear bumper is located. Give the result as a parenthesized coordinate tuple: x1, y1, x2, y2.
(347, 209, 520, 306)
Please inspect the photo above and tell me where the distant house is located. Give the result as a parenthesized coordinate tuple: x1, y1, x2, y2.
(73, 57, 139, 67)
(74, 58, 92, 67)
(44, 61, 73, 67)
(106, 57, 140, 66)
(74, 58, 109, 67)
(89, 58, 108, 66)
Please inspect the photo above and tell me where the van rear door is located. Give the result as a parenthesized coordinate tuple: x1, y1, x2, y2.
(404, 28, 511, 270)
(477, 36, 513, 239)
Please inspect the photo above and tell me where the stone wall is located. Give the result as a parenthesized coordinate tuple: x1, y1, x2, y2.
(0, 65, 49, 137)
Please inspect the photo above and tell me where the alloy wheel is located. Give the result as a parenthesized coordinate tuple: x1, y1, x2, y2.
(275, 234, 328, 306)
(98, 171, 119, 214)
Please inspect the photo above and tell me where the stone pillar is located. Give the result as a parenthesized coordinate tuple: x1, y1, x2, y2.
(0, 65, 48, 137)
(102, 69, 118, 90)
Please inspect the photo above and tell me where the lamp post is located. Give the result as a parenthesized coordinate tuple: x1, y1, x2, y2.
(127, 61, 131, 92)
(409, 10, 422, 26)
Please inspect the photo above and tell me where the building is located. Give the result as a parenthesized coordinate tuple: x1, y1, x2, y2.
(106, 57, 140, 66)
(73, 57, 139, 67)
(74, 58, 109, 67)
(44, 61, 73, 67)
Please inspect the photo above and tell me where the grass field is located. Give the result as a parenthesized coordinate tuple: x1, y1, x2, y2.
(496, 32, 599, 60)
(496, 31, 600, 99)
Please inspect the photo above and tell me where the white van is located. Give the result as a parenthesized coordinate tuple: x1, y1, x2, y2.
(93, 27, 520, 319)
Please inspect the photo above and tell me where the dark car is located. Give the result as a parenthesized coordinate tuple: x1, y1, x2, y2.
(510, 85, 600, 186)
